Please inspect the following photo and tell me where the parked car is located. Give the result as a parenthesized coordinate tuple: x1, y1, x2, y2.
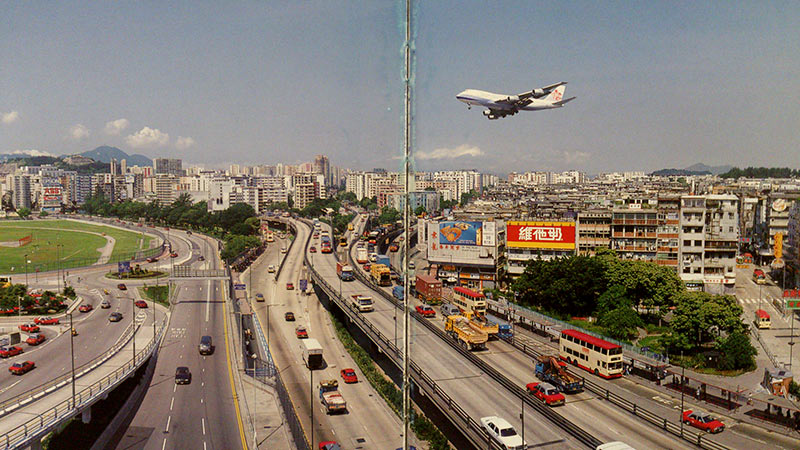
(117, 283, 127, 290)
(101, 300, 111, 309)
(9, 361, 35, 375)
(26, 334, 46, 346)
(0, 345, 24, 358)
(281, 247, 287, 254)
(318, 442, 341, 450)
(34, 317, 59, 325)
(480, 416, 526, 450)
(19, 324, 40, 333)
(362, 263, 371, 271)
(340, 368, 358, 383)
(109, 312, 123, 322)
(682, 410, 725, 433)
(286, 282, 294, 290)
(175, 366, 192, 385)
(295, 326, 308, 339)
(79, 304, 93, 313)
(526, 382, 565, 406)
(285, 311, 295, 321)
(170, 252, 178, 258)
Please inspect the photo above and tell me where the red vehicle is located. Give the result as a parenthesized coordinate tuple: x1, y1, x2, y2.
(295, 326, 308, 339)
(19, 323, 40, 333)
(321, 242, 332, 254)
(117, 283, 127, 290)
(0, 345, 23, 358)
(363, 263, 371, 271)
(286, 282, 294, 290)
(134, 300, 148, 309)
(79, 304, 93, 313)
(526, 382, 565, 406)
(309, 246, 317, 253)
(340, 368, 358, 383)
(170, 252, 178, 258)
(9, 361, 35, 375)
(389, 244, 399, 252)
(682, 410, 725, 433)
(319, 442, 341, 450)
(415, 304, 436, 318)
(415, 274, 442, 304)
(26, 334, 46, 346)
(35, 317, 60, 325)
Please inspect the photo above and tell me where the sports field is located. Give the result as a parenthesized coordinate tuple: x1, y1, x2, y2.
(0, 220, 155, 274)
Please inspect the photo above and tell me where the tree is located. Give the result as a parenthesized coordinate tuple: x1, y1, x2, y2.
(598, 306, 643, 340)
(378, 206, 401, 225)
(717, 332, 757, 371)
(39, 210, 49, 217)
(63, 285, 76, 298)
(221, 235, 261, 261)
(669, 292, 746, 350)
(16, 207, 31, 219)
(414, 205, 426, 216)
(595, 285, 630, 316)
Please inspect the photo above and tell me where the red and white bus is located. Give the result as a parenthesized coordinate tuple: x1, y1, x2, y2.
(559, 329, 623, 379)
(451, 286, 486, 315)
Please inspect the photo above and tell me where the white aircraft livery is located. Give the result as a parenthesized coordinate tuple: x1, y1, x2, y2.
(456, 82, 575, 119)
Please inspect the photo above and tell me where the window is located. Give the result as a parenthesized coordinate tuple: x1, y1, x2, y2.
(694, 240, 702, 246)
(683, 240, 691, 246)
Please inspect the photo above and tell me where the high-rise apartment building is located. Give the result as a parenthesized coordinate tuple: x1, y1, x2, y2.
(154, 158, 183, 176)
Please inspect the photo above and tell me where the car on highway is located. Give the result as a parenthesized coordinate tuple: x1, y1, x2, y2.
(175, 366, 192, 385)
(198, 336, 214, 355)
(19, 323, 40, 333)
(79, 304, 93, 313)
(281, 246, 287, 254)
(26, 334, 46, 346)
(101, 300, 111, 309)
(319, 441, 341, 450)
(0, 345, 24, 358)
(134, 300, 148, 308)
(170, 252, 178, 258)
(480, 416, 526, 450)
(34, 317, 59, 325)
(295, 326, 308, 339)
(369, 253, 377, 262)
(408, 261, 415, 269)
(9, 361, 35, 375)
(682, 410, 725, 433)
(198, 255, 205, 261)
(117, 283, 127, 290)
(340, 368, 358, 383)
(286, 282, 294, 290)
(267, 264, 276, 273)
(415, 305, 435, 318)
(362, 263, 371, 271)
(146, 257, 159, 263)
(109, 312, 123, 322)
(309, 246, 317, 253)
(526, 382, 565, 406)
(285, 312, 295, 321)
(389, 244, 399, 252)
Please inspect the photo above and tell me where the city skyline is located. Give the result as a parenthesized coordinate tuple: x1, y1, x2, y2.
(2, 2, 799, 174)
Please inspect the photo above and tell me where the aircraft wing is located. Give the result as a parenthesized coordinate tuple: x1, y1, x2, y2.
(518, 81, 567, 100)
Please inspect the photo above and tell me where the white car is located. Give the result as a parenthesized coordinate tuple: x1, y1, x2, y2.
(281, 247, 287, 254)
(268, 265, 276, 273)
(480, 416, 525, 450)
(369, 253, 377, 262)
(408, 261, 415, 269)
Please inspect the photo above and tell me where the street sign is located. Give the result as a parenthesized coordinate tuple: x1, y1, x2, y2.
(234, 283, 246, 291)
(786, 300, 800, 310)
(118, 261, 131, 274)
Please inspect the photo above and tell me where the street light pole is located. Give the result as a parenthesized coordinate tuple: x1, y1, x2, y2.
(680, 350, 685, 437)
(70, 313, 76, 408)
(132, 298, 136, 364)
(310, 366, 314, 449)
(25, 254, 28, 286)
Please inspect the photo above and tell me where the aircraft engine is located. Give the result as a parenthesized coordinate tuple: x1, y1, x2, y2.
(483, 110, 492, 116)
(505, 95, 519, 103)
(531, 88, 545, 97)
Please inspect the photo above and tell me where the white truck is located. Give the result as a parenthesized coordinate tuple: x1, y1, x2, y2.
(356, 247, 368, 264)
(319, 379, 347, 414)
(350, 295, 374, 312)
(301, 338, 323, 369)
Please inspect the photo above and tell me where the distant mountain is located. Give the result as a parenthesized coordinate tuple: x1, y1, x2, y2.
(79, 146, 152, 167)
(684, 163, 733, 175)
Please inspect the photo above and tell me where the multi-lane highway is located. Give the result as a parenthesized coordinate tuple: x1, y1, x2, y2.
(115, 230, 247, 450)
(248, 220, 421, 449)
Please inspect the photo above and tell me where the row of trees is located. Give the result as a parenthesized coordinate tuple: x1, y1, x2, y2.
(511, 249, 757, 370)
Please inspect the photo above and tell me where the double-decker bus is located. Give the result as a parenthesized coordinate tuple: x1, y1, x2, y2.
(559, 329, 623, 379)
(451, 286, 486, 315)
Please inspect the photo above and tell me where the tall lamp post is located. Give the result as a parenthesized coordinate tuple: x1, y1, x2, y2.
(69, 313, 76, 408)
(24, 254, 29, 286)
(132, 298, 137, 364)
(680, 350, 685, 437)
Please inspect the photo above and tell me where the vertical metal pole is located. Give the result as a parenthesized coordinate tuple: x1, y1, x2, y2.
(680, 350, 685, 436)
(402, 0, 413, 448)
(310, 366, 314, 449)
(70, 313, 76, 408)
(790, 311, 795, 373)
(520, 397, 525, 446)
(25, 255, 28, 286)
(132, 298, 136, 364)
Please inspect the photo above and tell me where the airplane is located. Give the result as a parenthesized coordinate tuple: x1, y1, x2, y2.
(456, 82, 575, 119)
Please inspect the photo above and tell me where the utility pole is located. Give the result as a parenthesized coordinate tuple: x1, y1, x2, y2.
(70, 313, 76, 408)
(680, 350, 685, 437)
(401, 0, 413, 447)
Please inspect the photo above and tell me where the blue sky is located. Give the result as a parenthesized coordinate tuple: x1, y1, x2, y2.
(1, 1, 798, 175)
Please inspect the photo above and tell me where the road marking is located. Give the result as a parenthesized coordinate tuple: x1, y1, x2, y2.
(165, 415, 171, 433)
(201, 382, 204, 387)
(173, 384, 177, 393)
(206, 279, 211, 322)
(223, 283, 249, 450)
(201, 398, 204, 404)
(162, 438, 167, 450)
(202, 417, 206, 434)
(204, 442, 207, 450)
(170, 397, 174, 411)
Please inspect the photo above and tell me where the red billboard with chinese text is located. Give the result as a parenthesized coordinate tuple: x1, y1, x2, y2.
(506, 221, 575, 249)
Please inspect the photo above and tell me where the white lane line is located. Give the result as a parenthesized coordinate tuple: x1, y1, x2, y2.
(173, 384, 177, 393)
(170, 397, 174, 411)
(162, 438, 167, 450)
(202, 417, 206, 435)
(201, 398, 204, 404)
(205, 279, 211, 322)
(203, 442, 207, 450)
(165, 415, 171, 433)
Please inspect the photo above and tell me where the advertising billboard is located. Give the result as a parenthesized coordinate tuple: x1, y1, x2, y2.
(117, 261, 131, 274)
(438, 221, 482, 246)
(482, 221, 496, 247)
(506, 221, 576, 249)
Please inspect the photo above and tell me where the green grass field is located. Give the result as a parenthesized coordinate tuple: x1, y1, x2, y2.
(0, 220, 155, 274)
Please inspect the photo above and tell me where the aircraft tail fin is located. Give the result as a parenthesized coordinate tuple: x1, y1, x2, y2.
(553, 96, 576, 107)
(545, 85, 566, 102)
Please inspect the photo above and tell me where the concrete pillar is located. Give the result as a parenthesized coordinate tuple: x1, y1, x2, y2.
(82, 406, 92, 424)
(29, 438, 43, 450)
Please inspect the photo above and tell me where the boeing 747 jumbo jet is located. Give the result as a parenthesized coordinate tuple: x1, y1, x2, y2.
(456, 82, 575, 119)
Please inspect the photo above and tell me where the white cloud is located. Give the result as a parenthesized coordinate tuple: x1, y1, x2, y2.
(416, 144, 484, 160)
(562, 150, 591, 165)
(68, 124, 90, 140)
(175, 136, 195, 149)
(1, 111, 20, 125)
(104, 118, 130, 135)
(10, 149, 55, 157)
(125, 126, 170, 148)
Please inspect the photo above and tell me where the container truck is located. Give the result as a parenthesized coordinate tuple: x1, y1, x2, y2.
(415, 274, 442, 304)
(350, 295, 374, 312)
(301, 339, 323, 369)
(370, 264, 392, 286)
(497, 323, 513, 339)
(535, 354, 584, 393)
(376, 254, 391, 268)
(319, 379, 347, 414)
(336, 261, 354, 281)
(444, 315, 488, 351)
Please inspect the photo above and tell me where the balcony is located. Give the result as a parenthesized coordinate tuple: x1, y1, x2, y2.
(612, 232, 657, 238)
(656, 260, 678, 266)
(612, 219, 659, 226)
(657, 233, 679, 239)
